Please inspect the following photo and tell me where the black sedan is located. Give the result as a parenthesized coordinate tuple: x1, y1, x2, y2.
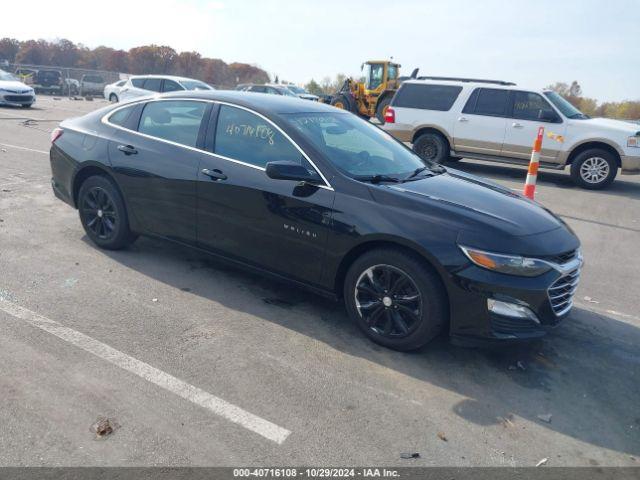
(49, 91, 582, 351)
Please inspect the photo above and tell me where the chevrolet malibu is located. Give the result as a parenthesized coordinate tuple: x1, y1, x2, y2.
(49, 91, 582, 351)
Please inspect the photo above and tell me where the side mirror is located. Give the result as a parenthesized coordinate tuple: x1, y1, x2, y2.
(266, 161, 322, 184)
(538, 109, 560, 123)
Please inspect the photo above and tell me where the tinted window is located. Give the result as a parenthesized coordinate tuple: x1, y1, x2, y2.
(83, 75, 104, 83)
(108, 105, 135, 127)
(214, 105, 301, 168)
(250, 85, 267, 93)
(131, 78, 145, 88)
(162, 79, 183, 92)
(142, 78, 162, 92)
(473, 88, 510, 116)
(512, 91, 557, 121)
(138, 100, 206, 147)
(393, 84, 462, 111)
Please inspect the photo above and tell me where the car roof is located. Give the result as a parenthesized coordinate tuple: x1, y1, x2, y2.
(158, 90, 339, 114)
(403, 78, 545, 93)
(129, 74, 204, 83)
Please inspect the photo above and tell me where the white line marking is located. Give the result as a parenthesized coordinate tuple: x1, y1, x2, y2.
(0, 298, 291, 444)
(0, 142, 49, 155)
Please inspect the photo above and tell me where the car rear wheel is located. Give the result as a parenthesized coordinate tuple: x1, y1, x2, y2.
(78, 175, 137, 250)
(413, 132, 449, 164)
(570, 148, 617, 189)
(344, 248, 447, 351)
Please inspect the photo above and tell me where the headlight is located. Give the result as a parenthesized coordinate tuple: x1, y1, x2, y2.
(459, 245, 552, 277)
(628, 136, 640, 148)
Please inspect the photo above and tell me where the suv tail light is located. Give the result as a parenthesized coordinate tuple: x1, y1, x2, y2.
(51, 127, 63, 144)
(384, 107, 395, 124)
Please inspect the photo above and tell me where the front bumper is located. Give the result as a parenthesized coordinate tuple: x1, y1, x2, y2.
(0, 92, 35, 106)
(447, 255, 582, 345)
(620, 154, 640, 175)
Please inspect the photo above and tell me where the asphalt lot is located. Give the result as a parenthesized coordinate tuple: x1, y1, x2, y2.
(0, 96, 639, 467)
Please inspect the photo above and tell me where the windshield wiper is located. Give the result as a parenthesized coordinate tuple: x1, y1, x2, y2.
(357, 174, 402, 184)
(404, 165, 445, 181)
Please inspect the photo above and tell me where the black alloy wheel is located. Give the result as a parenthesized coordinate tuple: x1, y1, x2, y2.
(355, 264, 422, 338)
(413, 132, 448, 164)
(81, 186, 118, 240)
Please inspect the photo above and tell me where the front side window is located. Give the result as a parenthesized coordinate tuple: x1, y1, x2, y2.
(393, 84, 462, 111)
(365, 64, 384, 90)
(162, 79, 183, 92)
(544, 91, 588, 119)
(512, 91, 557, 121)
(284, 112, 427, 178)
(214, 105, 302, 168)
(138, 100, 207, 147)
(470, 88, 510, 117)
(142, 78, 162, 92)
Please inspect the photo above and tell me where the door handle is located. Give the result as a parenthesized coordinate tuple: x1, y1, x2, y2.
(512, 122, 524, 129)
(117, 144, 137, 155)
(458, 116, 468, 122)
(201, 168, 227, 181)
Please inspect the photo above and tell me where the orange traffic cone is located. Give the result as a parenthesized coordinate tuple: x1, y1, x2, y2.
(523, 127, 544, 199)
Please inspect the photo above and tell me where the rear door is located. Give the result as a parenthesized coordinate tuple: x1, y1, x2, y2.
(107, 99, 211, 244)
(502, 90, 566, 163)
(196, 103, 335, 283)
(453, 88, 510, 156)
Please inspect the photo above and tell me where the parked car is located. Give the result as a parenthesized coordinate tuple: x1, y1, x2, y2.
(13, 68, 65, 95)
(284, 84, 319, 101)
(80, 74, 106, 96)
(241, 84, 298, 97)
(49, 91, 581, 351)
(0, 70, 35, 108)
(383, 77, 640, 189)
(118, 75, 214, 102)
(104, 79, 127, 102)
(14, 68, 37, 86)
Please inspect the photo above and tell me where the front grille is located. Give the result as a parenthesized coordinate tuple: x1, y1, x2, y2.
(4, 95, 32, 103)
(548, 267, 580, 316)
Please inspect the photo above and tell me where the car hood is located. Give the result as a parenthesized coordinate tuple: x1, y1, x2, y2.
(0, 80, 32, 91)
(381, 168, 565, 237)
(573, 117, 640, 135)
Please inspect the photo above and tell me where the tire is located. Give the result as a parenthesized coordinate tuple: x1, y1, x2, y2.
(375, 96, 392, 124)
(343, 248, 447, 351)
(78, 175, 137, 250)
(413, 132, 449, 164)
(569, 148, 618, 189)
(331, 95, 352, 112)
(109, 93, 118, 103)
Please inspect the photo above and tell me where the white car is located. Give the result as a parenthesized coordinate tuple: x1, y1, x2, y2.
(103, 79, 127, 102)
(80, 74, 106, 96)
(118, 75, 214, 102)
(0, 70, 35, 108)
(285, 85, 319, 101)
(383, 77, 640, 189)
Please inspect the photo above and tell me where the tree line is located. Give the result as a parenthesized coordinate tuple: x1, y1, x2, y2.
(547, 81, 639, 121)
(0, 38, 269, 88)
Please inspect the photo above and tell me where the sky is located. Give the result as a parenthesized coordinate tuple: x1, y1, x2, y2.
(7, 0, 639, 102)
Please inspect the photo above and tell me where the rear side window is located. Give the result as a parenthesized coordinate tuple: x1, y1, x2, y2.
(512, 91, 557, 121)
(138, 100, 207, 147)
(108, 105, 136, 127)
(214, 105, 301, 168)
(142, 78, 162, 92)
(392, 84, 462, 111)
(250, 86, 267, 93)
(131, 78, 145, 88)
(465, 88, 510, 116)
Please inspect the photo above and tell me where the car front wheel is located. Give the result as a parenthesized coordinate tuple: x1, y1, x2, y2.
(344, 248, 447, 351)
(78, 175, 137, 250)
(570, 148, 618, 189)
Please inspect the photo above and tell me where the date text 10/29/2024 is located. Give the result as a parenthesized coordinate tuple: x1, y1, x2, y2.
(233, 468, 400, 478)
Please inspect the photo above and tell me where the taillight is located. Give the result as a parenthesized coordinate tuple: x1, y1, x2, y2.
(384, 107, 395, 124)
(51, 127, 63, 143)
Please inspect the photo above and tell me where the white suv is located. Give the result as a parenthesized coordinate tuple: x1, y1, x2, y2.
(118, 75, 214, 102)
(383, 77, 640, 189)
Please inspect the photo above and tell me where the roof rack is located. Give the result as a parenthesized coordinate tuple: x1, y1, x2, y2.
(416, 76, 516, 86)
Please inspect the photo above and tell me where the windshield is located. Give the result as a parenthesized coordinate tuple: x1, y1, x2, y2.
(287, 85, 306, 94)
(180, 80, 212, 91)
(283, 112, 440, 181)
(544, 91, 588, 119)
(277, 87, 297, 97)
(0, 70, 18, 82)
